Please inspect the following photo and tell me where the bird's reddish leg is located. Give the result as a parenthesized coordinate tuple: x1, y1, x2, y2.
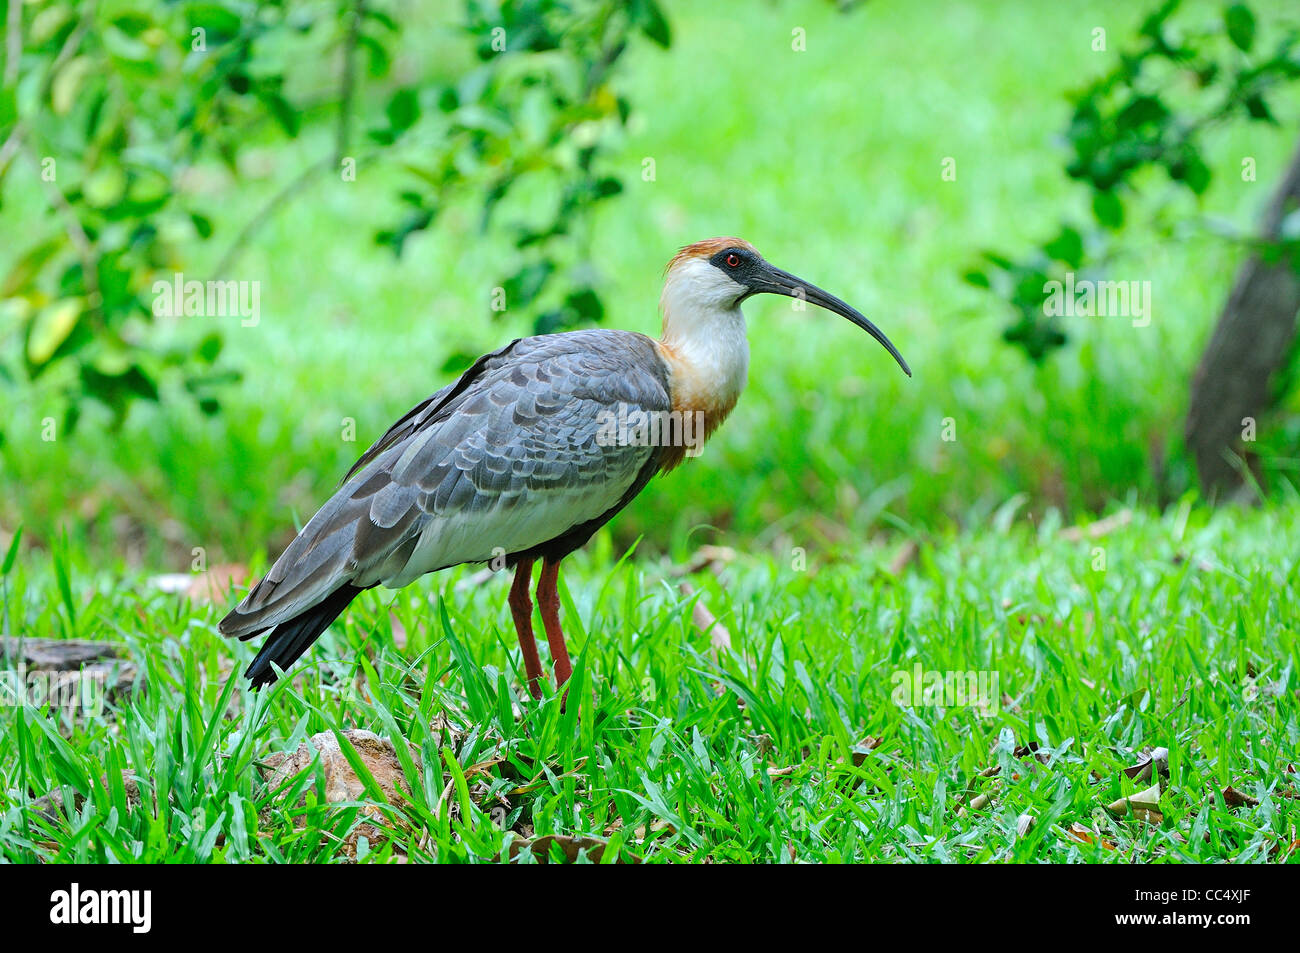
(508, 559, 544, 699)
(537, 559, 573, 689)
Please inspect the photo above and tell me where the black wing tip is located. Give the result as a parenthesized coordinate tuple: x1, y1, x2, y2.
(244, 658, 279, 690)
(237, 583, 366, 688)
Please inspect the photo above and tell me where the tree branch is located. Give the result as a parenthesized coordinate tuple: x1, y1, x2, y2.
(4, 0, 20, 88)
(210, 155, 334, 280)
(1185, 137, 1300, 499)
(336, 0, 364, 167)
(27, 143, 102, 315)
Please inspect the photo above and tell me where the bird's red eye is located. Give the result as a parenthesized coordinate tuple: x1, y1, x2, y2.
(726, 254, 741, 267)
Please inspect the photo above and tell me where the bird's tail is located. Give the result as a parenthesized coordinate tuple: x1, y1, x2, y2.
(237, 583, 365, 688)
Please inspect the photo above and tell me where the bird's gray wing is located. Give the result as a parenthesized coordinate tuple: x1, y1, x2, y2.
(220, 329, 672, 638)
(339, 341, 518, 484)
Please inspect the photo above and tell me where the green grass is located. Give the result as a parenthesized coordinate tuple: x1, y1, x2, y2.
(2, 501, 1297, 863)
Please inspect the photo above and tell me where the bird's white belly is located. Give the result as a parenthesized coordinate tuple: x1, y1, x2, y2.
(376, 476, 638, 589)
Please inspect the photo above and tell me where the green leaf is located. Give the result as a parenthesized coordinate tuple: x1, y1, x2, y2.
(83, 164, 128, 208)
(1224, 4, 1255, 53)
(593, 176, 623, 199)
(386, 88, 420, 135)
(633, 0, 672, 48)
(1244, 93, 1274, 123)
(502, 261, 554, 309)
(187, 3, 243, 43)
(111, 13, 154, 38)
(1182, 151, 1211, 194)
(30, 5, 72, 45)
(26, 299, 83, 366)
(374, 208, 434, 257)
(51, 56, 94, 116)
(80, 364, 160, 405)
(52, 536, 76, 629)
(102, 25, 155, 66)
(329, 729, 391, 806)
(1, 525, 21, 576)
(190, 212, 214, 239)
(364, 8, 399, 33)
(440, 600, 489, 722)
(359, 34, 392, 77)
(564, 287, 604, 323)
(980, 251, 1016, 271)
(1092, 190, 1124, 230)
(1, 237, 63, 297)
(197, 332, 223, 363)
(440, 350, 477, 375)
(1043, 226, 1084, 267)
(1115, 94, 1168, 131)
(0, 87, 16, 129)
(257, 90, 300, 137)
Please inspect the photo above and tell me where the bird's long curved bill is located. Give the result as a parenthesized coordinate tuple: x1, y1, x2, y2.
(756, 266, 912, 377)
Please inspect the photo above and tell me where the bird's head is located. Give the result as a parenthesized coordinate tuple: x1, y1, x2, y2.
(661, 237, 911, 377)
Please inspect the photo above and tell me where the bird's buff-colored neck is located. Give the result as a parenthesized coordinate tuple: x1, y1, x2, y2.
(656, 257, 750, 450)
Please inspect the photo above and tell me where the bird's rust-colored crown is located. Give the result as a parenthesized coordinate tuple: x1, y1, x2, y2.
(665, 237, 758, 275)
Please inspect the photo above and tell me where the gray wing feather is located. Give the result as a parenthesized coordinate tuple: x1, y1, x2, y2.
(219, 329, 671, 638)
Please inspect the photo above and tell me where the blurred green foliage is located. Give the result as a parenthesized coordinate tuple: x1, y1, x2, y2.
(0, 0, 670, 431)
(966, 0, 1300, 360)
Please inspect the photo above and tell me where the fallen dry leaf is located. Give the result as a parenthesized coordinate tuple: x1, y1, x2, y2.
(1123, 746, 1170, 783)
(503, 834, 639, 864)
(1106, 782, 1163, 823)
(1221, 786, 1259, 808)
(671, 544, 737, 577)
(769, 736, 879, 785)
(888, 540, 920, 576)
(185, 564, 248, 604)
(959, 791, 995, 818)
(1060, 508, 1133, 542)
(389, 611, 407, 651)
(1066, 822, 1118, 851)
(678, 582, 732, 651)
(605, 818, 673, 844)
(149, 565, 248, 604)
(850, 736, 883, 766)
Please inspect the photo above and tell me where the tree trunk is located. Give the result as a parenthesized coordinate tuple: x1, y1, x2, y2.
(1185, 138, 1300, 500)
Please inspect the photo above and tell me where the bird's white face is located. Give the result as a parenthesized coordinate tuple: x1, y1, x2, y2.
(659, 237, 912, 378)
(661, 255, 750, 317)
